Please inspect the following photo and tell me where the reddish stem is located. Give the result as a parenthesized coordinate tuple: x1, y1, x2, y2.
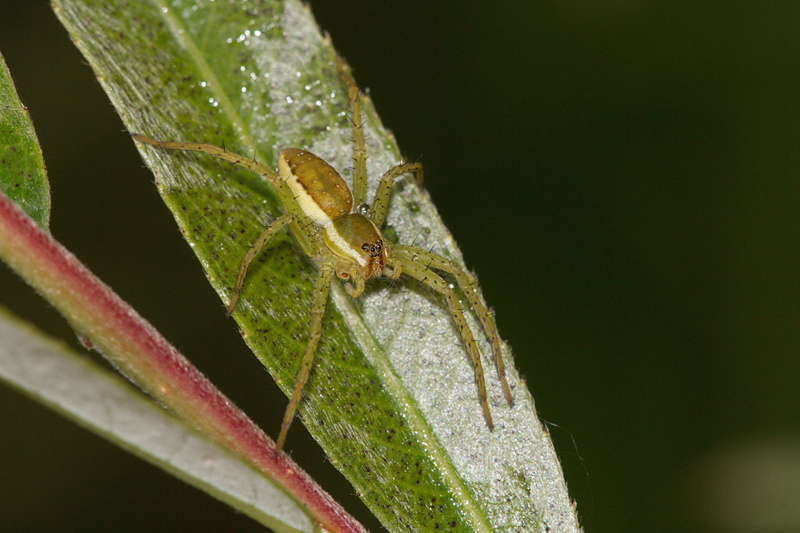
(0, 191, 367, 533)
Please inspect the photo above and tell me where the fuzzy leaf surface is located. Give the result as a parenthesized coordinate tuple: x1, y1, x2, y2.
(0, 52, 50, 229)
(53, 1, 580, 531)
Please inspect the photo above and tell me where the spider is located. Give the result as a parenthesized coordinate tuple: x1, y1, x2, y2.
(133, 58, 513, 452)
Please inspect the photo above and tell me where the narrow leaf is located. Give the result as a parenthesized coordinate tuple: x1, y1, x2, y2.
(0, 309, 313, 533)
(0, 52, 50, 229)
(0, 182, 365, 533)
(53, 1, 580, 531)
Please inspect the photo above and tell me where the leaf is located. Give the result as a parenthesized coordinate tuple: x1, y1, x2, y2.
(1, 47, 362, 532)
(1, 163, 367, 532)
(0, 52, 50, 229)
(0, 308, 314, 533)
(53, 1, 580, 531)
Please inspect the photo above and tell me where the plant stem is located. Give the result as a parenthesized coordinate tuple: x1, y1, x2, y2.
(0, 190, 366, 533)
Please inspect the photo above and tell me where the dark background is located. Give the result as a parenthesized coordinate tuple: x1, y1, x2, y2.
(2, 2, 799, 532)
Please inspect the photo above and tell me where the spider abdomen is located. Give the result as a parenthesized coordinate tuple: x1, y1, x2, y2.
(279, 148, 352, 225)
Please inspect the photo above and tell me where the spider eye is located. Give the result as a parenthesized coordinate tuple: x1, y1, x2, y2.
(361, 242, 382, 257)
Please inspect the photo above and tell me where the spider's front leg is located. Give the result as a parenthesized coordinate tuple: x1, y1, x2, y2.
(337, 57, 368, 207)
(370, 162, 424, 227)
(275, 258, 336, 453)
(394, 245, 513, 407)
(335, 58, 423, 226)
(389, 250, 495, 429)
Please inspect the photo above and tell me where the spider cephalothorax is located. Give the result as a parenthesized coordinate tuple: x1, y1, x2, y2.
(326, 213, 387, 281)
(134, 57, 513, 453)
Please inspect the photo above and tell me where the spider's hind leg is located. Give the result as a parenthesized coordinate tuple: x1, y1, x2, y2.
(132, 134, 281, 187)
(334, 59, 424, 227)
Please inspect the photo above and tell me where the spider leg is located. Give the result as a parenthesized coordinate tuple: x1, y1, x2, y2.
(394, 245, 513, 407)
(336, 57, 367, 207)
(132, 134, 280, 186)
(370, 162, 424, 227)
(226, 213, 294, 315)
(133, 133, 320, 254)
(391, 250, 494, 430)
(275, 259, 336, 453)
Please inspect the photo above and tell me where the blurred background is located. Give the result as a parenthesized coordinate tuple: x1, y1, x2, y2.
(1, 1, 799, 532)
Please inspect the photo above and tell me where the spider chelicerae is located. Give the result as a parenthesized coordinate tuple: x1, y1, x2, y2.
(133, 58, 513, 452)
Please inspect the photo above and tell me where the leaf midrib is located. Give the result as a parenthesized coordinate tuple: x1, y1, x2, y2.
(331, 288, 494, 533)
(153, 2, 495, 530)
(151, 0, 263, 159)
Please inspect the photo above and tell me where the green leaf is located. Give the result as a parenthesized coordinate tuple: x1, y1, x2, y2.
(53, 1, 580, 531)
(0, 52, 50, 229)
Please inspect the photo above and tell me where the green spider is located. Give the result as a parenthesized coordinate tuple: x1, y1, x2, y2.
(133, 58, 513, 453)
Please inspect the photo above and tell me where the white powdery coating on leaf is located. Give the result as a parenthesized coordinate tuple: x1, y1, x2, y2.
(356, 180, 581, 531)
(145, 0, 582, 529)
